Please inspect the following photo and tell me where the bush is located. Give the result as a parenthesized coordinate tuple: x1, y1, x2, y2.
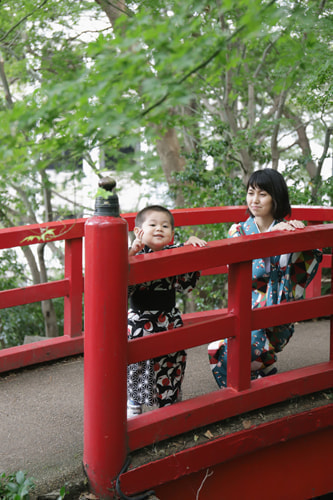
(0, 471, 34, 499)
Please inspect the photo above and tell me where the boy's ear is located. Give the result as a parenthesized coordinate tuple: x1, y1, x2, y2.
(133, 226, 141, 237)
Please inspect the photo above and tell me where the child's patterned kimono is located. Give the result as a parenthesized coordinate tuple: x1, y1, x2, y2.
(128, 244, 200, 407)
(208, 216, 323, 388)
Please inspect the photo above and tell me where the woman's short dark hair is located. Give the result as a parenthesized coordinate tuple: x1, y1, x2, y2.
(246, 169, 291, 220)
(135, 205, 175, 229)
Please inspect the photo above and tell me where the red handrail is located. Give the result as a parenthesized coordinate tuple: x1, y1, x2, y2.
(0, 206, 332, 497)
(0, 206, 332, 373)
(125, 226, 333, 453)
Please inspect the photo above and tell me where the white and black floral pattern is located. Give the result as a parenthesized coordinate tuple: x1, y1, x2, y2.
(128, 244, 200, 407)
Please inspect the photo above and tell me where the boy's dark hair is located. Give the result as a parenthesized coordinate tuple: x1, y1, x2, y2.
(135, 205, 175, 229)
(247, 168, 291, 220)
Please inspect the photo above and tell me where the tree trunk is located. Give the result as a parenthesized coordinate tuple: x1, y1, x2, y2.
(283, 108, 317, 179)
(37, 242, 59, 337)
(156, 127, 186, 207)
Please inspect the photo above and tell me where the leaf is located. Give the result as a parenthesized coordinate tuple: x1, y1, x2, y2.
(242, 419, 252, 429)
(15, 471, 25, 485)
(204, 430, 214, 439)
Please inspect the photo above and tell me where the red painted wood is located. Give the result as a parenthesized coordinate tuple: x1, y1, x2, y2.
(83, 215, 128, 496)
(123, 205, 333, 232)
(127, 312, 236, 364)
(306, 260, 323, 297)
(0, 336, 84, 372)
(120, 405, 333, 497)
(0, 280, 70, 309)
(128, 224, 333, 285)
(252, 295, 333, 329)
(291, 205, 333, 221)
(150, 427, 333, 500)
(127, 362, 333, 451)
(64, 238, 83, 337)
(201, 264, 228, 276)
(122, 206, 248, 232)
(0, 206, 332, 498)
(128, 294, 332, 369)
(331, 253, 333, 362)
(182, 308, 228, 323)
(0, 206, 333, 500)
(0, 206, 330, 250)
(227, 261, 252, 391)
(0, 218, 86, 249)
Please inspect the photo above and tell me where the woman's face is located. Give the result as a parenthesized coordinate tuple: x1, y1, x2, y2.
(246, 184, 274, 219)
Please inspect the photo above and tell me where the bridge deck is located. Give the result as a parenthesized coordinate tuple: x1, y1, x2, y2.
(0, 319, 331, 498)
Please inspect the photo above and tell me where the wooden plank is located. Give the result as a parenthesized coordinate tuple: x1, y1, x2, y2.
(0, 280, 70, 309)
(127, 362, 333, 451)
(121, 405, 333, 496)
(0, 219, 86, 249)
(0, 335, 84, 373)
(127, 312, 236, 364)
(128, 224, 333, 285)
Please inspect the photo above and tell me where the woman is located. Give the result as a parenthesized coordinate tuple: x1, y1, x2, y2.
(208, 169, 322, 388)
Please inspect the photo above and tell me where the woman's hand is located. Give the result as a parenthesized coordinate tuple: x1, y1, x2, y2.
(273, 220, 305, 232)
(184, 236, 208, 247)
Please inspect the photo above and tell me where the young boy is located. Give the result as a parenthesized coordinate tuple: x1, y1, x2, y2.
(127, 205, 206, 417)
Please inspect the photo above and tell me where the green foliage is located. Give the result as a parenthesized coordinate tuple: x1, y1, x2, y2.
(0, 0, 332, 318)
(0, 0, 332, 190)
(173, 138, 248, 310)
(0, 471, 34, 499)
(0, 250, 64, 348)
(57, 486, 68, 500)
(0, 304, 44, 348)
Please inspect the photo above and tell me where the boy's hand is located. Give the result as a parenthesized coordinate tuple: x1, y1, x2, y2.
(184, 236, 207, 247)
(129, 229, 145, 256)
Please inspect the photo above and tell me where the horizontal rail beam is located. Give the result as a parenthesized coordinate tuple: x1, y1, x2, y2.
(0, 279, 70, 309)
(128, 224, 333, 284)
(127, 362, 333, 451)
(0, 335, 84, 372)
(0, 219, 86, 249)
(128, 311, 235, 364)
(252, 295, 333, 330)
(121, 405, 333, 496)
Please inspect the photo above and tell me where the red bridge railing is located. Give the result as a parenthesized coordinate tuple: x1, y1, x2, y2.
(0, 206, 332, 498)
(0, 206, 331, 373)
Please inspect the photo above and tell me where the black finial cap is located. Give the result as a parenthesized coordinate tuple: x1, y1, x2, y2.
(94, 177, 120, 217)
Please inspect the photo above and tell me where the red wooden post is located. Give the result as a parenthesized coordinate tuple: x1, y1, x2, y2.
(306, 221, 323, 298)
(227, 260, 252, 391)
(331, 250, 333, 362)
(83, 179, 128, 497)
(64, 238, 83, 337)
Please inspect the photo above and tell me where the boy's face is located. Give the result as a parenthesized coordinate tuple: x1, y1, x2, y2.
(134, 210, 174, 251)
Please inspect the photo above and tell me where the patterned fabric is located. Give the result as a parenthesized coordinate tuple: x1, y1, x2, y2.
(208, 216, 323, 388)
(128, 244, 200, 407)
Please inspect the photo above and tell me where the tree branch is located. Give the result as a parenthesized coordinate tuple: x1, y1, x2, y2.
(0, 0, 49, 43)
(0, 51, 14, 108)
(141, 0, 278, 118)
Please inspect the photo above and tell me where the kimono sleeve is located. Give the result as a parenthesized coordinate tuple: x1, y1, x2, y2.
(175, 270, 201, 294)
(282, 249, 323, 301)
(228, 223, 243, 238)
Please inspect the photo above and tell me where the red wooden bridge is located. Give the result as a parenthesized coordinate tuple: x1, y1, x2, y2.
(0, 205, 332, 499)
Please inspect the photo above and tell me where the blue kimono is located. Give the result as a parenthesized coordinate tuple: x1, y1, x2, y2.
(208, 216, 323, 388)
